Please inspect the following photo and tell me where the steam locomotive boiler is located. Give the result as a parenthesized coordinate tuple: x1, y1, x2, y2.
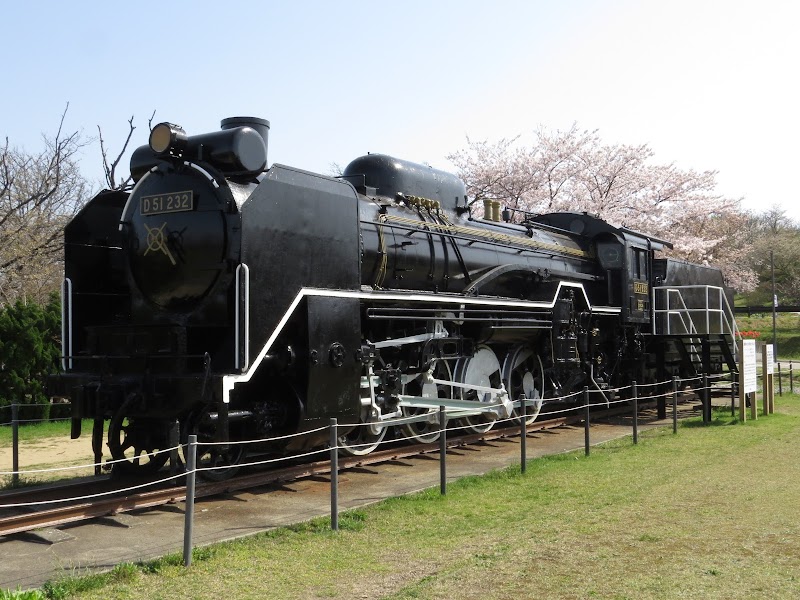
(50, 117, 737, 478)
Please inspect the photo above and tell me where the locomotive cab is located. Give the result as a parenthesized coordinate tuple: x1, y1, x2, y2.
(624, 240, 653, 324)
(598, 233, 669, 325)
(532, 213, 671, 325)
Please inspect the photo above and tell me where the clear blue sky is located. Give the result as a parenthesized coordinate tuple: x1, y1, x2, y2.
(3, 0, 798, 220)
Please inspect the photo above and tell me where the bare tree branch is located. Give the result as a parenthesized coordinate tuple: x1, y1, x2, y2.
(98, 111, 156, 192)
(99, 115, 135, 191)
(0, 105, 90, 305)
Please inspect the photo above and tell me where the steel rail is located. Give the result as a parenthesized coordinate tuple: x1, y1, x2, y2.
(0, 398, 702, 537)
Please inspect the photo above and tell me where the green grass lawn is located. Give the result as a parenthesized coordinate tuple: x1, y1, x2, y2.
(0, 419, 87, 445)
(19, 395, 800, 600)
(736, 312, 800, 359)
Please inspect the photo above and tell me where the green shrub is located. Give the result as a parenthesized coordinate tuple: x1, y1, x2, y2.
(0, 294, 61, 421)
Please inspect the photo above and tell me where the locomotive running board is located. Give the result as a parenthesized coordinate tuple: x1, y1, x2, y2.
(222, 283, 620, 403)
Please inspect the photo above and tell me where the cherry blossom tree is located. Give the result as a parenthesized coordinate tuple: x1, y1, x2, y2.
(448, 125, 756, 291)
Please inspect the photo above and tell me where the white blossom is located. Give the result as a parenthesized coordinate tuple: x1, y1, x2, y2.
(448, 125, 756, 292)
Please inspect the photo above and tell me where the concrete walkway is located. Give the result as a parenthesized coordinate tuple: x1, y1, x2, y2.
(0, 407, 697, 591)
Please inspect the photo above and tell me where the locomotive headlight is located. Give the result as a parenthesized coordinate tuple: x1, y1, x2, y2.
(149, 122, 188, 155)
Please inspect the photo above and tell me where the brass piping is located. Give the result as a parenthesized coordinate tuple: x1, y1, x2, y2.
(383, 214, 589, 258)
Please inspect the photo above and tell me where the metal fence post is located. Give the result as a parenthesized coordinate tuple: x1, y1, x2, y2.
(583, 387, 590, 456)
(12, 403, 19, 487)
(791, 361, 794, 394)
(439, 406, 447, 495)
(519, 396, 526, 473)
(183, 434, 197, 567)
(778, 363, 783, 396)
(330, 418, 339, 531)
(672, 377, 678, 434)
(702, 374, 710, 424)
(730, 370, 736, 417)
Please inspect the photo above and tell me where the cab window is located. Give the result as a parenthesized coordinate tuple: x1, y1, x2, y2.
(629, 248, 648, 279)
(596, 241, 623, 269)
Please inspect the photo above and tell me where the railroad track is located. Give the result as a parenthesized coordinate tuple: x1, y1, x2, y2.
(0, 398, 705, 538)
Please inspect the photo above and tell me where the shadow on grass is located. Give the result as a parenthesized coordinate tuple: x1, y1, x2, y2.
(682, 410, 741, 428)
(682, 419, 738, 428)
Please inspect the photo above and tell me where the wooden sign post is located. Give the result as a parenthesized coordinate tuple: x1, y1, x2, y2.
(762, 344, 775, 415)
(739, 338, 757, 421)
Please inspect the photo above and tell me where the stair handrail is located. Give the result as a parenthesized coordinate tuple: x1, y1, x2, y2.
(652, 284, 740, 362)
(654, 287, 702, 364)
(718, 286, 741, 362)
(653, 287, 699, 335)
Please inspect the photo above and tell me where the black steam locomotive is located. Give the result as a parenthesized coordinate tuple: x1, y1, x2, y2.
(50, 117, 737, 477)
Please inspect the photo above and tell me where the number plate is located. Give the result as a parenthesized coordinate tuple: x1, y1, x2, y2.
(140, 191, 194, 216)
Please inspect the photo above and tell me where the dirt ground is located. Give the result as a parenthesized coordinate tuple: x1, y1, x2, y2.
(0, 435, 102, 479)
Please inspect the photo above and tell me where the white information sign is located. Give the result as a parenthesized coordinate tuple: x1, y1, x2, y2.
(742, 339, 757, 393)
(765, 344, 775, 375)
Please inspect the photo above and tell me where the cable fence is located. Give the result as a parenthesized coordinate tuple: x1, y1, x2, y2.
(774, 360, 800, 396)
(0, 372, 742, 484)
(0, 370, 772, 568)
(0, 401, 72, 425)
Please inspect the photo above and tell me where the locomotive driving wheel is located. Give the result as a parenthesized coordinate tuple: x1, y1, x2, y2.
(181, 405, 245, 482)
(107, 395, 170, 476)
(454, 344, 503, 434)
(337, 409, 388, 456)
(398, 359, 454, 444)
(502, 346, 545, 424)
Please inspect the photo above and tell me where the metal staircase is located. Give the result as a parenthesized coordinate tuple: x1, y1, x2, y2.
(652, 285, 740, 377)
